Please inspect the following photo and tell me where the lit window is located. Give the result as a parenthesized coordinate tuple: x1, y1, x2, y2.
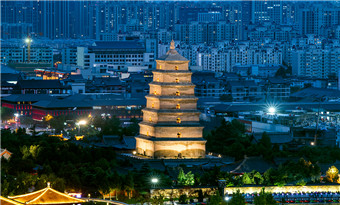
(159, 65, 162, 69)
(157, 78, 160, 82)
(176, 91, 180, 96)
(149, 117, 152, 122)
(175, 78, 179, 83)
(176, 118, 181, 124)
(154, 90, 157, 95)
(176, 104, 180, 109)
(177, 132, 181, 138)
(175, 66, 178, 70)
(151, 103, 155, 108)
(146, 131, 149, 136)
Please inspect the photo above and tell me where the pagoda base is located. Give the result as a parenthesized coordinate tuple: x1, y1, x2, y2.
(135, 136, 206, 159)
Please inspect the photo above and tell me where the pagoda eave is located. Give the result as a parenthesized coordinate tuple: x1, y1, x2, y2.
(136, 135, 207, 142)
(139, 121, 203, 127)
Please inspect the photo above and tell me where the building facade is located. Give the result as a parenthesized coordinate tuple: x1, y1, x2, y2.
(135, 41, 206, 159)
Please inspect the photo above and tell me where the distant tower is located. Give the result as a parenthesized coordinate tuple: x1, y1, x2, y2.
(135, 40, 206, 159)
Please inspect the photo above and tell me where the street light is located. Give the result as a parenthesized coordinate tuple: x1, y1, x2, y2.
(24, 37, 33, 62)
(268, 107, 276, 115)
(225, 196, 231, 201)
(151, 178, 158, 184)
(78, 120, 87, 125)
(76, 120, 87, 134)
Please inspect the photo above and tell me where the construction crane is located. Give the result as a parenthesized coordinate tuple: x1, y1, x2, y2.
(25, 36, 32, 62)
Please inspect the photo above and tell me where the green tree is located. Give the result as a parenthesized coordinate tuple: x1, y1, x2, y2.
(1, 107, 15, 121)
(209, 190, 226, 205)
(326, 166, 339, 183)
(49, 116, 65, 133)
(253, 188, 276, 205)
(177, 168, 195, 186)
(179, 194, 188, 204)
(242, 173, 252, 185)
(228, 189, 245, 205)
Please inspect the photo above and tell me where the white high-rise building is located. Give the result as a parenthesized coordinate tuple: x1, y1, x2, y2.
(292, 48, 340, 78)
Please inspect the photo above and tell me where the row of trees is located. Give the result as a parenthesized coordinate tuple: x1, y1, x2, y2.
(206, 118, 340, 163)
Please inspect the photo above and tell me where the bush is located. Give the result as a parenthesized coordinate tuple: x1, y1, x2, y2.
(179, 194, 188, 204)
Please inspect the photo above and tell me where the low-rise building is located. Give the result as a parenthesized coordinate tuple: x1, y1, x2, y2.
(192, 72, 223, 97)
(225, 80, 263, 102)
(264, 77, 290, 101)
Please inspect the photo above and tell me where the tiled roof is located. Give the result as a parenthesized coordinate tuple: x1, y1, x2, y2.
(158, 47, 188, 61)
(291, 87, 340, 98)
(227, 80, 257, 87)
(93, 77, 122, 86)
(33, 100, 92, 108)
(230, 156, 275, 173)
(8, 186, 85, 204)
(17, 80, 63, 89)
(2, 94, 55, 102)
(0, 196, 23, 205)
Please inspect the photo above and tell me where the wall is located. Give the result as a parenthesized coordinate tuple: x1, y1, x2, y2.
(224, 185, 340, 195)
(151, 187, 217, 198)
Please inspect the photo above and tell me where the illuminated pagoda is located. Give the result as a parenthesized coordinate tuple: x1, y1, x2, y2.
(135, 40, 206, 159)
(0, 196, 23, 205)
(7, 183, 85, 205)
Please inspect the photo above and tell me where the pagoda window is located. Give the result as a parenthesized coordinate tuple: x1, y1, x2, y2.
(147, 131, 149, 136)
(154, 90, 157, 95)
(177, 132, 181, 138)
(149, 117, 152, 122)
(176, 104, 180, 109)
(159, 65, 162, 70)
(175, 66, 178, 70)
(176, 91, 180, 96)
(157, 78, 160, 82)
(176, 118, 181, 124)
(175, 78, 179, 83)
(151, 103, 155, 108)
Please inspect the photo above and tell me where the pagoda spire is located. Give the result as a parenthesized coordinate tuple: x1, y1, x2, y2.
(170, 40, 175, 50)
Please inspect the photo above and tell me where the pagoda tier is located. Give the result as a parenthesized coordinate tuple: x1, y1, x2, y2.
(135, 40, 206, 159)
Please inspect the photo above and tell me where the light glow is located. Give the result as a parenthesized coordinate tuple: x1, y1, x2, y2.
(268, 107, 276, 114)
(78, 120, 87, 125)
(151, 178, 158, 183)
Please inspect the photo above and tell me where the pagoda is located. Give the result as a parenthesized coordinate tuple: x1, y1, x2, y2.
(135, 40, 206, 159)
(7, 183, 85, 205)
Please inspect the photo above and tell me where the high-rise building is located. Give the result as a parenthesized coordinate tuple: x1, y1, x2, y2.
(297, 6, 340, 36)
(292, 48, 340, 79)
(243, 0, 283, 25)
(135, 41, 206, 159)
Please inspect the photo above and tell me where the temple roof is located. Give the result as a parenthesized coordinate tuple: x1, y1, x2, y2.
(158, 40, 188, 61)
(0, 196, 23, 205)
(8, 185, 85, 205)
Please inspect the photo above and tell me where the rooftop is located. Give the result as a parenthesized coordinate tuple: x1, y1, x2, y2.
(91, 40, 144, 50)
(8, 185, 85, 205)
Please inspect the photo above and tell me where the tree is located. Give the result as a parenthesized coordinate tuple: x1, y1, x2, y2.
(275, 67, 286, 78)
(242, 173, 252, 185)
(228, 189, 245, 205)
(209, 190, 226, 205)
(326, 166, 339, 183)
(177, 168, 195, 186)
(1, 107, 15, 121)
(220, 94, 233, 102)
(179, 194, 188, 204)
(253, 188, 276, 205)
(49, 116, 65, 133)
(20, 116, 35, 127)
